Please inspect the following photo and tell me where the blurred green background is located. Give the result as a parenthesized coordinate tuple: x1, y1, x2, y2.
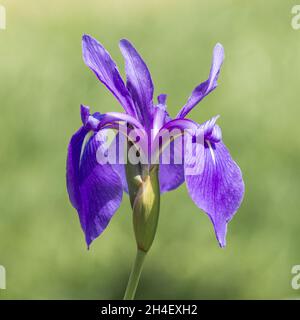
(0, 0, 299, 299)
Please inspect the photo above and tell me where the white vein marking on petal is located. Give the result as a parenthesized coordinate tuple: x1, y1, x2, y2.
(207, 140, 216, 165)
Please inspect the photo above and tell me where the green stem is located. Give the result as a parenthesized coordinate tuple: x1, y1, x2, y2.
(123, 249, 147, 300)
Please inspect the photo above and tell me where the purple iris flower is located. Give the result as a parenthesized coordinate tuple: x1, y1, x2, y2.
(66, 35, 244, 249)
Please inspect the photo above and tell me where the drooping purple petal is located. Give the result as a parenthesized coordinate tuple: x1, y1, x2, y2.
(119, 39, 154, 129)
(159, 137, 185, 193)
(66, 127, 123, 247)
(159, 164, 185, 192)
(107, 132, 129, 193)
(177, 43, 224, 119)
(185, 140, 244, 247)
(66, 126, 88, 210)
(82, 35, 136, 117)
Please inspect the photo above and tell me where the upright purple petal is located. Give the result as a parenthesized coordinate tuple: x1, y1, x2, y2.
(152, 94, 168, 136)
(66, 127, 123, 247)
(81, 104, 102, 131)
(177, 44, 224, 118)
(119, 39, 154, 129)
(80, 104, 90, 124)
(157, 94, 167, 105)
(82, 35, 136, 117)
(185, 140, 244, 247)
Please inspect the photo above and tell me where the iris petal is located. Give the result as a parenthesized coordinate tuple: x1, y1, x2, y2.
(66, 127, 123, 247)
(185, 140, 244, 247)
(66, 126, 88, 210)
(82, 35, 136, 117)
(177, 43, 224, 119)
(108, 132, 129, 193)
(159, 138, 185, 193)
(119, 39, 154, 129)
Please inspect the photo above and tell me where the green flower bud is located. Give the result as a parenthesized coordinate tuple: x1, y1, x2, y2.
(126, 159, 160, 252)
(133, 165, 160, 252)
